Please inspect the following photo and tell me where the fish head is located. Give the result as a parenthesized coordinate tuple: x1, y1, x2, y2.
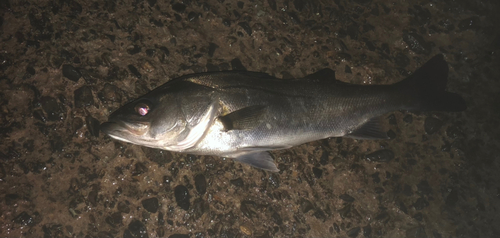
(100, 90, 188, 149)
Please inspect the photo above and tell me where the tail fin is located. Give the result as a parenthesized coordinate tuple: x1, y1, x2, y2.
(397, 54, 466, 112)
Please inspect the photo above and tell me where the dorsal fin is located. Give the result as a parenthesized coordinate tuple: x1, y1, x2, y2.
(304, 68, 337, 82)
(304, 68, 343, 83)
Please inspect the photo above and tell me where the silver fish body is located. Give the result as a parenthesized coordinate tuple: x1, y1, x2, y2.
(101, 55, 466, 172)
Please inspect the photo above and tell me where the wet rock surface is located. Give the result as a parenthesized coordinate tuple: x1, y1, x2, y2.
(0, 0, 499, 237)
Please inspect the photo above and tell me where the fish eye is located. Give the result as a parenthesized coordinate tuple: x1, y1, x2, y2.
(134, 103, 150, 116)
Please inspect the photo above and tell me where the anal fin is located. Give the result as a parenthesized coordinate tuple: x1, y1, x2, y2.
(345, 117, 389, 140)
(234, 152, 279, 172)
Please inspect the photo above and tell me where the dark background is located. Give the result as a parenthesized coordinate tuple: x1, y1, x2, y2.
(0, 0, 499, 237)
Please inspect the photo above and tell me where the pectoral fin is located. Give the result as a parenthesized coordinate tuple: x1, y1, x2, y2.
(234, 152, 279, 172)
(345, 117, 389, 140)
(219, 105, 267, 131)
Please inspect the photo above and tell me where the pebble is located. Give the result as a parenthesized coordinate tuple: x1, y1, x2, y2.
(312, 167, 323, 178)
(365, 149, 394, 162)
(188, 12, 199, 21)
(147, 0, 156, 7)
(345, 65, 352, 73)
(347, 227, 360, 238)
(338, 203, 351, 219)
(268, 173, 280, 188)
(405, 226, 427, 238)
(230, 177, 244, 187)
(267, 0, 277, 10)
(445, 189, 458, 207)
(172, 3, 186, 13)
(403, 32, 431, 55)
(417, 180, 432, 195)
(398, 201, 408, 214)
(98, 83, 122, 103)
(5, 194, 19, 206)
(293, 0, 306, 11)
(132, 162, 148, 176)
(127, 45, 142, 55)
(413, 212, 423, 221)
(271, 211, 283, 225)
(128, 65, 142, 79)
(403, 184, 413, 196)
(409, 5, 431, 26)
(339, 194, 355, 203)
(231, 58, 246, 70)
(74, 86, 95, 108)
(174, 185, 190, 211)
(194, 174, 207, 195)
(287, 12, 301, 24)
(117, 200, 131, 214)
(26, 66, 35, 75)
(105, 212, 122, 227)
(363, 225, 372, 237)
(446, 125, 464, 139)
(413, 197, 429, 210)
(458, 16, 481, 31)
(424, 117, 443, 135)
(143, 148, 172, 166)
(240, 225, 252, 236)
(202, 3, 210, 11)
(313, 209, 326, 221)
(208, 43, 218, 57)
(403, 114, 413, 123)
(26, 40, 40, 48)
(395, 52, 410, 68)
(371, 172, 380, 183)
(168, 235, 189, 238)
(146, 49, 156, 57)
(240, 200, 257, 218)
(387, 129, 396, 139)
(62, 64, 81, 82)
(237, 1, 244, 8)
(40, 96, 64, 121)
(142, 197, 159, 213)
(238, 22, 252, 36)
(375, 211, 388, 221)
(319, 151, 329, 165)
(190, 197, 208, 220)
(160, 46, 170, 56)
(126, 220, 148, 238)
(80, 69, 99, 85)
(299, 198, 314, 213)
(50, 136, 64, 152)
(13, 211, 34, 226)
(85, 115, 100, 137)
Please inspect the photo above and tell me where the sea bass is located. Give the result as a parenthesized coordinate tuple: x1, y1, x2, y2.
(100, 55, 466, 172)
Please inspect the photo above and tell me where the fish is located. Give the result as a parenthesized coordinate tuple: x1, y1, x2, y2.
(100, 54, 466, 172)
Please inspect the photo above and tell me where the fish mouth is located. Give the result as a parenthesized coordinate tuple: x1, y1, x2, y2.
(100, 120, 150, 141)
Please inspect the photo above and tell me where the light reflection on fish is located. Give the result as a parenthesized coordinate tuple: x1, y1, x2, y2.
(100, 55, 466, 172)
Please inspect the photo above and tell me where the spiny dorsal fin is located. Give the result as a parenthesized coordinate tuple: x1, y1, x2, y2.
(345, 117, 389, 140)
(304, 68, 338, 83)
(219, 105, 267, 131)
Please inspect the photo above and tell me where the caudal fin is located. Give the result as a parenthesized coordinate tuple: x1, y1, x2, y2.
(397, 54, 466, 112)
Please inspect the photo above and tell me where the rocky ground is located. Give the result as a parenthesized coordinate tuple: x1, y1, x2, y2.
(1, 0, 499, 237)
